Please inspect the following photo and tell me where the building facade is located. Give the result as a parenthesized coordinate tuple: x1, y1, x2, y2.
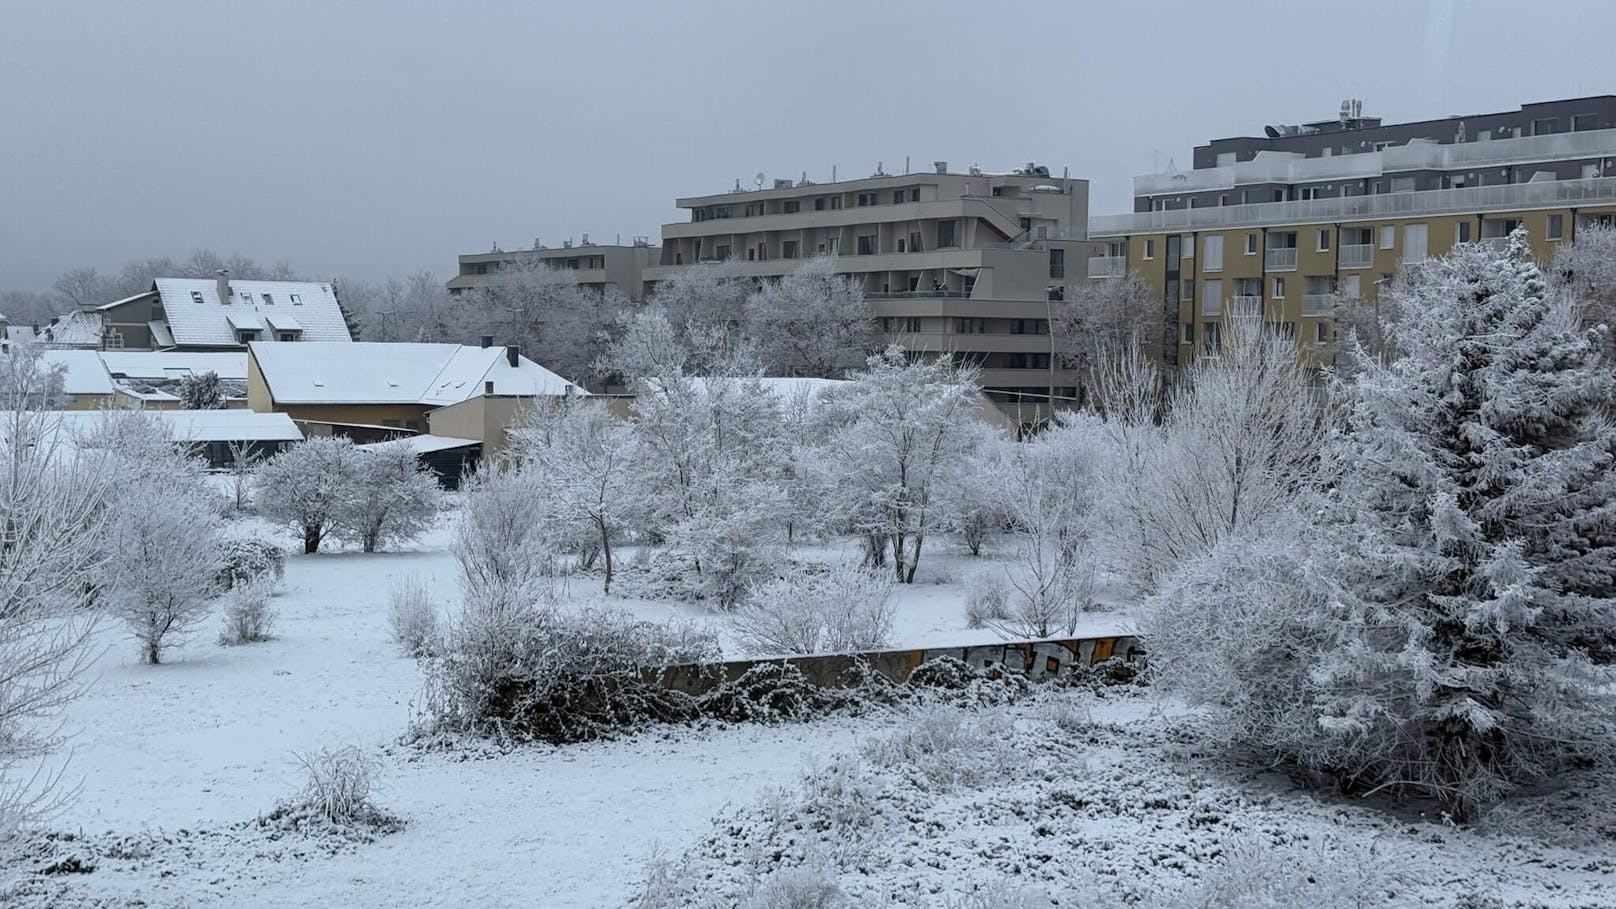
(447, 239, 659, 301)
(646, 164, 1090, 418)
(1089, 96, 1616, 368)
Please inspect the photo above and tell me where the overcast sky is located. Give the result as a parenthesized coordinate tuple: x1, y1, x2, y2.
(4, 0, 1615, 292)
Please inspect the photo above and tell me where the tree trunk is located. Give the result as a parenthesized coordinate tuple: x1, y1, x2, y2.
(304, 524, 321, 554)
(145, 640, 161, 665)
(363, 530, 377, 554)
(904, 533, 924, 584)
(599, 517, 613, 595)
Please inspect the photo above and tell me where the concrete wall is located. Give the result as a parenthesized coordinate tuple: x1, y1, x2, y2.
(657, 634, 1144, 696)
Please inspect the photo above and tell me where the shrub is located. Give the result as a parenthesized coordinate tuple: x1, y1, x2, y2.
(216, 538, 286, 592)
(963, 573, 1011, 629)
(728, 563, 896, 657)
(386, 573, 440, 658)
(861, 705, 1013, 792)
(742, 867, 846, 909)
(258, 744, 402, 837)
(419, 605, 719, 744)
(218, 578, 275, 645)
(797, 759, 880, 834)
(1177, 836, 1415, 909)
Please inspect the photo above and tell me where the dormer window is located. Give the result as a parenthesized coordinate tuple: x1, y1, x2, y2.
(262, 293, 274, 305)
(237, 329, 261, 344)
(190, 291, 204, 304)
(290, 294, 302, 305)
(242, 292, 254, 303)
(278, 332, 296, 342)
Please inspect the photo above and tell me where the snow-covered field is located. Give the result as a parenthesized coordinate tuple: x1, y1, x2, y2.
(10, 508, 1613, 907)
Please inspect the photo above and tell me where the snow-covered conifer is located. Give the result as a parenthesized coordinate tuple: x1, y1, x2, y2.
(177, 370, 226, 409)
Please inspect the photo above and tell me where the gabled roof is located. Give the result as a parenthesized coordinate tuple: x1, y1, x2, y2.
(44, 409, 304, 444)
(249, 342, 584, 406)
(97, 278, 351, 348)
(39, 349, 116, 396)
(43, 311, 104, 347)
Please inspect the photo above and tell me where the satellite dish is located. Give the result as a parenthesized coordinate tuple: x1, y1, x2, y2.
(754, 171, 766, 189)
(1264, 125, 1280, 138)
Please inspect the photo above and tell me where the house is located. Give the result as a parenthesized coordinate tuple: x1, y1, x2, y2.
(39, 349, 118, 409)
(90, 273, 353, 351)
(40, 409, 303, 467)
(247, 340, 583, 453)
(99, 351, 251, 408)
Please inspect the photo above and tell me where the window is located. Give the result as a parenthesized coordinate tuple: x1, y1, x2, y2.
(893, 190, 906, 204)
(900, 317, 921, 333)
(1049, 248, 1065, 279)
(242, 292, 254, 303)
(104, 329, 124, 350)
(856, 192, 877, 207)
(1181, 321, 1195, 345)
(1583, 163, 1601, 179)
(1272, 276, 1286, 299)
(1143, 238, 1155, 259)
(1202, 235, 1223, 271)
(716, 244, 731, 259)
(1244, 233, 1257, 255)
(1202, 321, 1220, 353)
(955, 317, 986, 334)
(936, 221, 958, 248)
(783, 200, 800, 214)
(1315, 320, 1330, 344)
(830, 196, 843, 210)
(1404, 223, 1428, 262)
(827, 237, 840, 255)
(782, 240, 800, 259)
(1202, 278, 1222, 317)
(909, 231, 923, 252)
(278, 332, 296, 342)
(814, 198, 826, 211)
(237, 329, 260, 343)
(1379, 225, 1395, 249)
(1317, 228, 1331, 252)
(1548, 214, 1565, 240)
(746, 248, 756, 261)
(1574, 114, 1600, 132)
(190, 291, 204, 304)
(1010, 319, 1048, 335)
(290, 293, 302, 304)
(151, 303, 165, 320)
(1343, 274, 1361, 299)
(261, 293, 274, 305)
(1457, 221, 1472, 244)
(856, 235, 876, 255)
(1216, 152, 1236, 167)
(1533, 117, 1563, 135)
(1390, 176, 1416, 193)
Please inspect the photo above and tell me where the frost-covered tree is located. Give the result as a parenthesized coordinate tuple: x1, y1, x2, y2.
(453, 465, 556, 612)
(255, 437, 363, 553)
(1150, 230, 1616, 821)
(632, 375, 791, 607)
(0, 342, 67, 410)
(728, 563, 896, 656)
(1128, 314, 1325, 588)
(745, 256, 874, 377)
(337, 441, 442, 553)
(508, 398, 644, 593)
(0, 407, 110, 833)
(596, 305, 690, 384)
(98, 423, 223, 665)
(1552, 222, 1616, 354)
(465, 255, 619, 387)
(177, 370, 226, 409)
(819, 348, 993, 583)
(1051, 273, 1158, 403)
(643, 261, 756, 374)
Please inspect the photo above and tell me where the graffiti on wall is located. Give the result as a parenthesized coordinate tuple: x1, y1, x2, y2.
(911, 635, 1144, 682)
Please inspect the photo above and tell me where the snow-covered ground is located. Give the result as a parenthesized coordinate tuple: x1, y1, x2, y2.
(13, 507, 1610, 907)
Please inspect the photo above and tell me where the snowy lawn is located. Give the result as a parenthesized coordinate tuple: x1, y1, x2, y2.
(9, 508, 1128, 907)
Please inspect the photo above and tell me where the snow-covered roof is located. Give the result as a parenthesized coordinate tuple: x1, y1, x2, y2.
(40, 349, 116, 396)
(97, 278, 351, 348)
(42, 410, 304, 444)
(359, 434, 481, 455)
(99, 351, 249, 382)
(43, 310, 104, 347)
(250, 342, 585, 406)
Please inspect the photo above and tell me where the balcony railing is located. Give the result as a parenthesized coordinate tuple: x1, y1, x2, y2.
(1231, 295, 1262, 318)
(1302, 294, 1334, 316)
(1265, 248, 1298, 271)
(865, 290, 972, 300)
(1091, 176, 1616, 236)
(1339, 244, 1374, 269)
(1088, 256, 1126, 278)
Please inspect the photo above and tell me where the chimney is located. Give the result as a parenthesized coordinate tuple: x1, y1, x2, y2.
(215, 269, 231, 303)
(480, 334, 494, 348)
(484, 380, 495, 396)
(505, 344, 519, 368)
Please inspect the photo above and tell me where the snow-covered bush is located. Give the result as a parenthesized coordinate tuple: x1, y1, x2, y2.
(861, 706, 1012, 792)
(797, 759, 881, 834)
(336, 440, 442, 553)
(453, 465, 557, 612)
(420, 606, 719, 744)
(216, 537, 286, 592)
(963, 572, 1012, 629)
(386, 573, 440, 658)
(255, 437, 362, 553)
(740, 868, 847, 909)
(177, 369, 226, 409)
(727, 563, 896, 656)
(218, 577, 275, 645)
(261, 744, 401, 836)
(1180, 836, 1412, 909)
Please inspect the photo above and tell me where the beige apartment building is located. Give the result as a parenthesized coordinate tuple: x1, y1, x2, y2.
(447, 238, 659, 301)
(1089, 97, 1616, 369)
(646, 163, 1090, 418)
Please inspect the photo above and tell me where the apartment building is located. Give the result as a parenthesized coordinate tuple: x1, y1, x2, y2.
(1088, 96, 1616, 368)
(447, 238, 659, 301)
(646, 163, 1089, 417)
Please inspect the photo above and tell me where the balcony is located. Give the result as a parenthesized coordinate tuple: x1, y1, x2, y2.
(1264, 248, 1298, 271)
(1302, 294, 1334, 316)
(1231, 295, 1261, 318)
(1092, 176, 1616, 236)
(866, 290, 972, 300)
(1088, 256, 1126, 278)
(1339, 244, 1374, 269)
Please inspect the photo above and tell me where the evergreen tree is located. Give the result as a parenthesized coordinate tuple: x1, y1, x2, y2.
(177, 370, 226, 409)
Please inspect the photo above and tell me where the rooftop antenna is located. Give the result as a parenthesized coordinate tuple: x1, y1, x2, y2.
(904, 155, 910, 174)
(754, 171, 766, 190)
